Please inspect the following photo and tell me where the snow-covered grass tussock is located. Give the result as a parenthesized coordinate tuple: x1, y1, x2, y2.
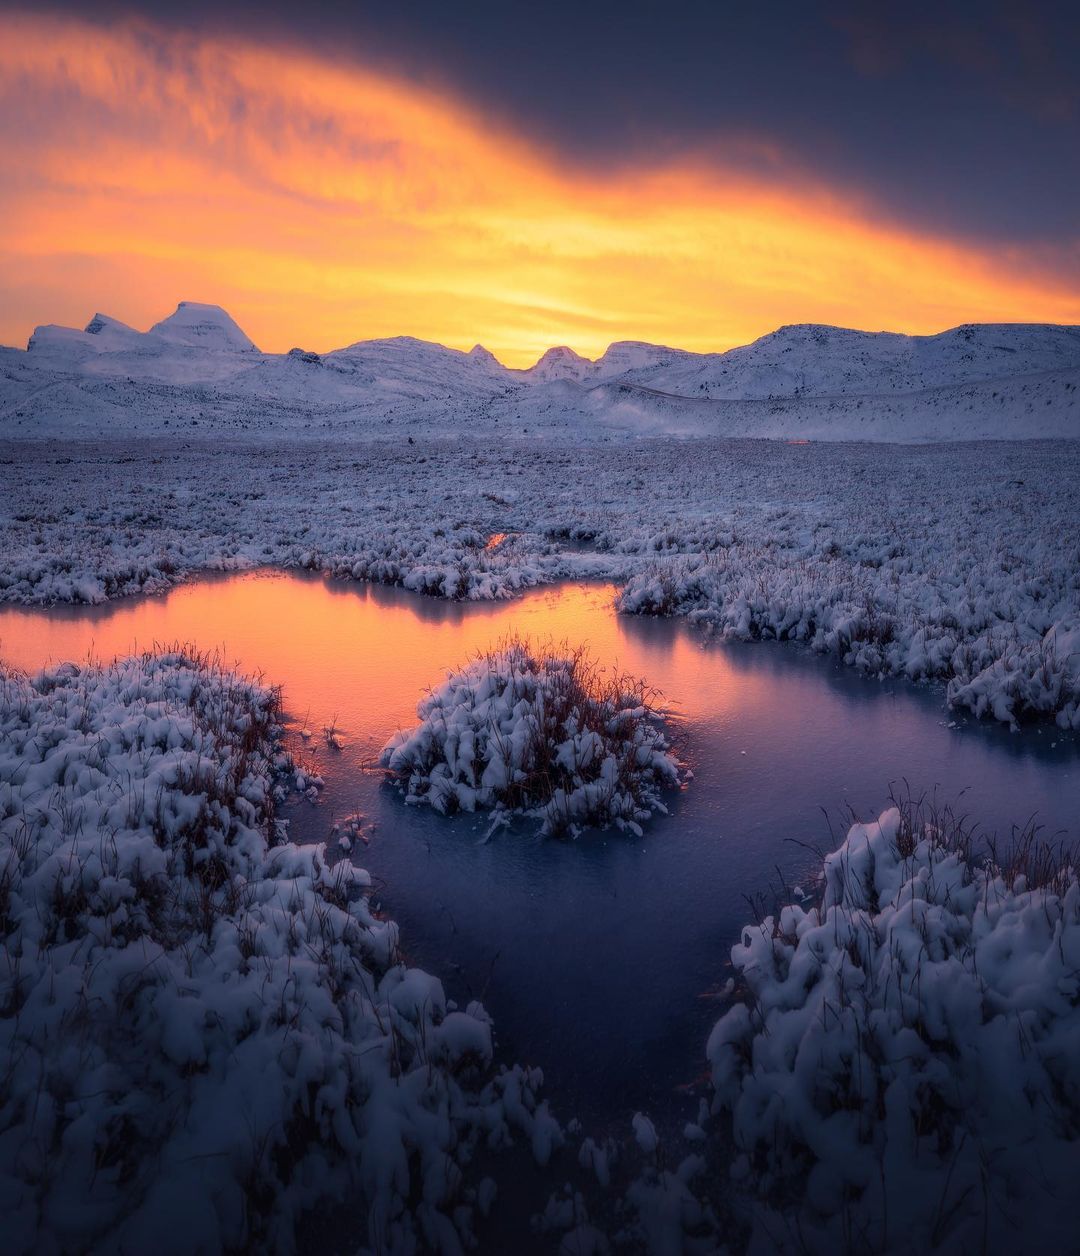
(0, 647, 558, 1254)
(381, 638, 682, 836)
(708, 794, 1080, 1253)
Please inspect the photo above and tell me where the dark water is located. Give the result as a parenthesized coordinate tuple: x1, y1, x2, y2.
(1, 571, 1075, 1137)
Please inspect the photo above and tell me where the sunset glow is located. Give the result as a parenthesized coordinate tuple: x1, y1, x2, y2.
(1, 10, 1077, 364)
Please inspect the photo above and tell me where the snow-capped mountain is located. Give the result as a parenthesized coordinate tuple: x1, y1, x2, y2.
(3, 302, 1079, 441)
(517, 341, 686, 384)
(19, 303, 263, 388)
(148, 301, 259, 353)
(320, 336, 510, 398)
(28, 303, 257, 361)
(26, 313, 141, 359)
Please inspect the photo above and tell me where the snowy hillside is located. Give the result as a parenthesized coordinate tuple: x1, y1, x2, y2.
(613, 322, 1080, 398)
(2, 302, 1079, 440)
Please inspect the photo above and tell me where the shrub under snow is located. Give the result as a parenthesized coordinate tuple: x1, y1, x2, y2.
(0, 648, 557, 1254)
(707, 799, 1080, 1252)
(380, 639, 682, 836)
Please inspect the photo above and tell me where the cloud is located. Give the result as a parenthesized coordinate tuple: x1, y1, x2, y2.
(10, 0, 1080, 244)
(0, 10, 1076, 364)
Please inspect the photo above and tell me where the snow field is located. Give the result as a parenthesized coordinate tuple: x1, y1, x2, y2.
(2, 427, 1078, 1247)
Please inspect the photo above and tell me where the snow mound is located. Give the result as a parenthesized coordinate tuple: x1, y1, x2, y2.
(708, 800, 1080, 1251)
(0, 647, 554, 1253)
(149, 300, 259, 352)
(380, 639, 682, 836)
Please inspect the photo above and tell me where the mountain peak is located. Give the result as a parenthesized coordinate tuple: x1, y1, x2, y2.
(467, 344, 501, 369)
(527, 345, 594, 382)
(149, 302, 258, 352)
(84, 313, 137, 338)
(537, 345, 589, 362)
(596, 340, 683, 375)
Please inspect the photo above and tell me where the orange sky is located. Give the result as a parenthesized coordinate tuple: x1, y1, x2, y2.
(0, 11, 1077, 366)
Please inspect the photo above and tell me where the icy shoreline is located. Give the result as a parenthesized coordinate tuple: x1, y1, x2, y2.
(618, 547, 1080, 730)
(2, 436, 1078, 731)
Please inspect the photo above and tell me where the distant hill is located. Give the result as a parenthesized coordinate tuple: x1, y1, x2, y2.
(2, 303, 1078, 441)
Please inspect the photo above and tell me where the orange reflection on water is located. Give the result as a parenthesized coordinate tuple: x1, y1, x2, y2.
(0, 573, 766, 765)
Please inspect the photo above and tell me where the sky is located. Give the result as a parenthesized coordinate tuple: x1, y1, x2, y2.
(0, 1, 1077, 365)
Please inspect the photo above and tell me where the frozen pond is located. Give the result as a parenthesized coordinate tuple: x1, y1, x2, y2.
(1, 571, 1076, 1137)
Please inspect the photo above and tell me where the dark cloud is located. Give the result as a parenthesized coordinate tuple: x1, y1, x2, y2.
(10, 0, 1080, 250)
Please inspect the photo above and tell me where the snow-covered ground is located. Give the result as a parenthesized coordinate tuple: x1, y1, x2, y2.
(2, 437, 1077, 730)
(0, 647, 569, 1254)
(2, 301, 1079, 1251)
(707, 799, 1080, 1252)
(2, 302, 1078, 441)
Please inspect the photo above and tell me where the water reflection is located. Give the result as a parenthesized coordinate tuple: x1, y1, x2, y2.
(0, 571, 1075, 1135)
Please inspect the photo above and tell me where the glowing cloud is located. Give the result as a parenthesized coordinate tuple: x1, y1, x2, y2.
(0, 10, 1076, 365)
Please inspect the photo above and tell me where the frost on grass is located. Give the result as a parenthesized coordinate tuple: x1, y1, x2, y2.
(0, 647, 558, 1254)
(380, 638, 682, 836)
(707, 796, 1080, 1252)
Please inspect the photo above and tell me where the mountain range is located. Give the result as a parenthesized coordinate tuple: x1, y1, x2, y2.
(3, 300, 1078, 441)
